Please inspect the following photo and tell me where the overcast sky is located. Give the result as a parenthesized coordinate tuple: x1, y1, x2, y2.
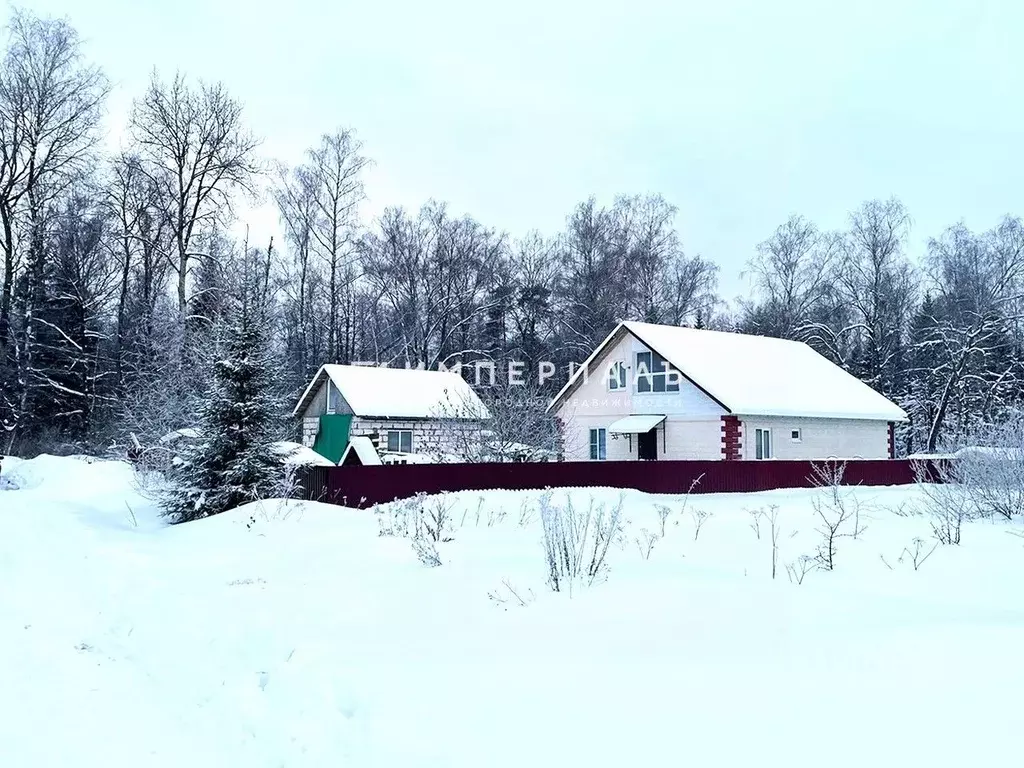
(26, 0, 1024, 299)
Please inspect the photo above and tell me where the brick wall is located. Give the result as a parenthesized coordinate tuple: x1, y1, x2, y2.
(721, 415, 742, 460)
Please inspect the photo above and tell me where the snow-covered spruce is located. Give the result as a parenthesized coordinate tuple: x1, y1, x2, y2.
(161, 314, 284, 522)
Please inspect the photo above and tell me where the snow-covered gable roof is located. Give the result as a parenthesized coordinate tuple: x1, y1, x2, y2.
(339, 436, 382, 466)
(549, 321, 908, 422)
(293, 364, 491, 420)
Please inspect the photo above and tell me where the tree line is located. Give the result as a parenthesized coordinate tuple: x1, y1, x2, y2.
(1, 9, 1021, 459)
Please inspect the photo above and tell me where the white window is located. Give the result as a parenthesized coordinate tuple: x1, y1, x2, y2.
(608, 361, 627, 391)
(387, 429, 413, 453)
(589, 428, 607, 460)
(755, 428, 772, 460)
(791, 428, 802, 442)
(635, 350, 680, 393)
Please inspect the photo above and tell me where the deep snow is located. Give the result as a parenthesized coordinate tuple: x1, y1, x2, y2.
(1, 454, 1022, 766)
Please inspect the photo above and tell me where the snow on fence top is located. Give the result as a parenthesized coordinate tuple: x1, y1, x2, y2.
(551, 321, 908, 422)
(294, 364, 491, 420)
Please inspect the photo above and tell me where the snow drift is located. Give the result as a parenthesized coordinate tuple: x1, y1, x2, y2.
(1, 454, 1022, 767)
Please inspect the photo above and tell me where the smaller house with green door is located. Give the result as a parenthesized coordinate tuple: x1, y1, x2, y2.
(293, 364, 491, 464)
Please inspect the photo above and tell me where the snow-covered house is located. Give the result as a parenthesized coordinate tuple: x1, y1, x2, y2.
(294, 365, 490, 464)
(549, 321, 908, 462)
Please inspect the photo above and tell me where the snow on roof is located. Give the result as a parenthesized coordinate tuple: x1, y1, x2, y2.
(270, 441, 335, 467)
(380, 451, 440, 465)
(550, 321, 908, 422)
(293, 364, 491, 420)
(339, 436, 382, 466)
(608, 414, 666, 434)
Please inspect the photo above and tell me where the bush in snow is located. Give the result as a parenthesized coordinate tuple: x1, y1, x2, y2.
(952, 416, 1024, 520)
(160, 312, 284, 522)
(807, 460, 865, 570)
(912, 460, 972, 545)
(880, 537, 939, 571)
(689, 508, 713, 541)
(634, 528, 660, 560)
(375, 493, 455, 566)
(809, 460, 866, 539)
(785, 555, 816, 585)
(377, 493, 455, 542)
(488, 579, 535, 608)
(411, 531, 443, 567)
(654, 504, 672, 536)
(421, 497, 455, 542)
(377, 494, 422, 537)
(539, 491, 624, 592)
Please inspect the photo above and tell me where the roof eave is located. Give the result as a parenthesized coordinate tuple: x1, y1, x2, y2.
(546, 323, 631, 414)
(733, 410, 909, 422)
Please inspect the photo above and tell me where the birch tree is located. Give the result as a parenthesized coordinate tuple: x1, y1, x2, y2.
(0, 9, 106, 447)
(840, 197, 916, 394)
(306, 129, 369, 363)
(742, 214, 841, 341)
(129, 72, 258, 328)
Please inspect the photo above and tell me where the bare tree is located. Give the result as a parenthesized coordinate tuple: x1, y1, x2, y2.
(742, 214, 841, 340)
(104, 152, 170, 381)
(507, 231, 560, 372)
(435, 376, 559, 462)
(920, 218, 1024, 450)
(839, 198, 916, 393)
(0, 10, 106, 349)
(129, 72, 259, 325)
(0, 9, 107, 446)
(305, 129, 369, 362)
(272, 162, 320, 385)
(362, 202, 503, 367)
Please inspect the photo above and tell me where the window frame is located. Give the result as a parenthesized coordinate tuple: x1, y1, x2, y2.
(635, 350, 680, 394)
(326, 381, 341, 414)
(790, 428, 802, 443)
(387, 429, 414, 454)
(589, 428, 607, 461)
(607, 361, 627, 391)
(755, 428, 772, 460)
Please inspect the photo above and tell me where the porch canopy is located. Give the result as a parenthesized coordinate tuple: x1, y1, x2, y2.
(608, 414, 666, 434)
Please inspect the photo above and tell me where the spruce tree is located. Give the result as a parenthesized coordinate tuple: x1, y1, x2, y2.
(163, 310, 282, 522)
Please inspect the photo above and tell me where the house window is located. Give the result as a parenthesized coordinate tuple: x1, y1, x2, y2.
(589, 428, 607, 460)
(755, 428, 772, 460)
(608, 361, 627, 391)
(387, 430, 413, 453)
(791, 428, 802, 442)
(635, 350, 680, 393)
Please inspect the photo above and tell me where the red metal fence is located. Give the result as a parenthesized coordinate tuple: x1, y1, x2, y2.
(297, 459, 939, 508)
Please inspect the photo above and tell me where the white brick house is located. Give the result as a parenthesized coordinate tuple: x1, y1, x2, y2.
(293, 365, 490, 464)
(548, 321, 907, 462)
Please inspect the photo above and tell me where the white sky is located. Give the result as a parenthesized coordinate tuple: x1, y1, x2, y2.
(26, 0, 1024, 299)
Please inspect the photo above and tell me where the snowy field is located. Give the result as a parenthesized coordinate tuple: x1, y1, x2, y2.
(2, 455, 1023, 767)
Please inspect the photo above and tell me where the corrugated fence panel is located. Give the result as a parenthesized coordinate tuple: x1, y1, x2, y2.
(294, 459, 941, 508)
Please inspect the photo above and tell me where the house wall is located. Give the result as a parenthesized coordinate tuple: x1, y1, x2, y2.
(556, 331, 728, 461)
(301, 417, 319, 447)
(299, 375, 484, 460)
(738, 416, 891, 460)
(563, 415, 723, 461)
(348, 418, 484, 460)
(303, 414, 485, 459)
(301, 378, 351, 420)
(556, 333, 895, 462)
